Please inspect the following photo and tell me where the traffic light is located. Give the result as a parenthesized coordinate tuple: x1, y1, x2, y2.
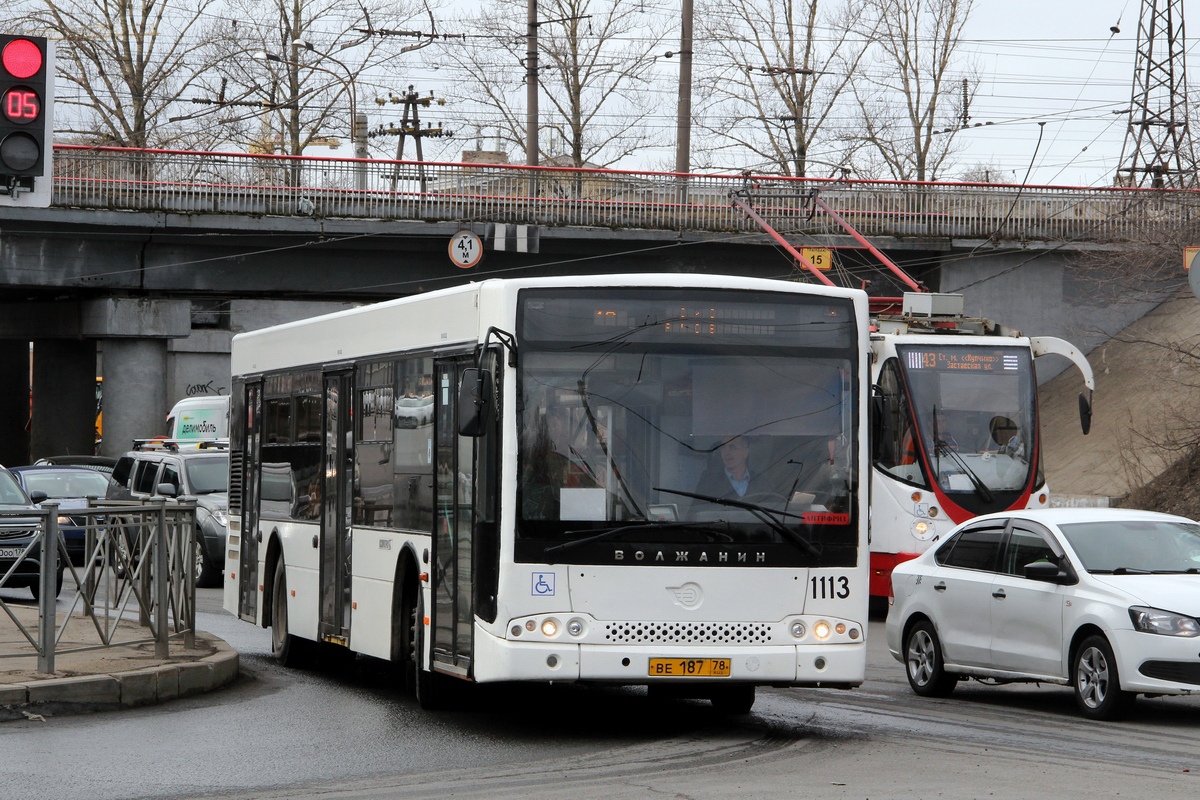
(0, 34, 53, 207)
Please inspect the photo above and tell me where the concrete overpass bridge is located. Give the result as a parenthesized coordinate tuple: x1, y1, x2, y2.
(0, 145, 1192, 464)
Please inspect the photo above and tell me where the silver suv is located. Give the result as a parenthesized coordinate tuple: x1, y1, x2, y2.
(107, 443, 229, 587)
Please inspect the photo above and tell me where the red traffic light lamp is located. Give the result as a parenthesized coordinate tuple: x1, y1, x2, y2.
(0, 34, 54, 207)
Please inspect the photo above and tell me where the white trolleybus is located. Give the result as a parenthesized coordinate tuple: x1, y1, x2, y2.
(867, 292, 1095, 600)
(224, 274, 870, 712)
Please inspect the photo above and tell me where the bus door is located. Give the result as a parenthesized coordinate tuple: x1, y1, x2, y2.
(236, 380, 263, 623)
(432, 356, 475, 677)
(319, 370, 354, 644)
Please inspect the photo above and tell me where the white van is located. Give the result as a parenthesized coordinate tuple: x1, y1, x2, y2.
(165, 396, 230, 446)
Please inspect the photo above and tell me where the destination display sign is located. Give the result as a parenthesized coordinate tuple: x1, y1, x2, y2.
(902, 347, 1021, 373)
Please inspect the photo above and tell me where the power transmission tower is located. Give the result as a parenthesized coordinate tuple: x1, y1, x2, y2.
(1116, 0, 1197, 187)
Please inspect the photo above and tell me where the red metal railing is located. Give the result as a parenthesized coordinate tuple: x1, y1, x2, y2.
(48, 145, 1200, 242)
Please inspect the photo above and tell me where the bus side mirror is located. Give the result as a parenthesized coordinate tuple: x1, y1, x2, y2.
(458, 368, 494, 437)
(1078, 391, 1092, 436)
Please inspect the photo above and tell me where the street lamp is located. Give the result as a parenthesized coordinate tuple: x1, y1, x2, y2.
(255, 44, 368, 189)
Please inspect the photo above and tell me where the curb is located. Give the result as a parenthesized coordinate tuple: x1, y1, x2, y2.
(0, 640, 240, 721)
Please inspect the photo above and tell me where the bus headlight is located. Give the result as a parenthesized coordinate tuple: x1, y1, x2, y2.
(790, 620, 807, 638)
(567, 618, 585, 637)
(813, 620, 832, 640)
(540, 618, 560, 637)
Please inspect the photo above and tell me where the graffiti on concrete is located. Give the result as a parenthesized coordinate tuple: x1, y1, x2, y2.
(186, 381, 228, 397)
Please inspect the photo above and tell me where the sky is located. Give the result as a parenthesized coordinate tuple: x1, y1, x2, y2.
(946, 0, 1146, 187)
(377, 0, 1157, 187)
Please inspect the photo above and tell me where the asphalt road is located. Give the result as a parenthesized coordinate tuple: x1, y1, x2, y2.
(3, 588, 1198, 800)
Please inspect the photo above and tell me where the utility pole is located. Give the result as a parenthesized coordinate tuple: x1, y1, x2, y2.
(371, 87, 451, 192)
(674, 0, 693, 176)
(779, 115, 803, 178)
(526, 0, 539, 166)
(1116, 0, 1197, 187)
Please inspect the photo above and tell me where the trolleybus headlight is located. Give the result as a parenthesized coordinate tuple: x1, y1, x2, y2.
(790, 621, 807, 638)
(849, 627, 861, 640)
(511, 625, 523, 637)
(835, 622, 846, 635)
(813, 620, 831, 640)
(541, 618, 560, 637)
(567, 618, 585, 637)
(525, 620, 536, 632)
(912, 519, 932, 539)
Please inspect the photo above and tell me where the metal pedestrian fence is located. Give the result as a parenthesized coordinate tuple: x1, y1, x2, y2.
(0, 498, 198, 673)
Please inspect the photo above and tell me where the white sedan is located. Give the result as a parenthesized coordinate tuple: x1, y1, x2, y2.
(886, 508, 1200, 720)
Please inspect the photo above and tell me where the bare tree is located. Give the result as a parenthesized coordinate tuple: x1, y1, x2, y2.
(440, 0, 665, 168)
(850, 0, 975, 181)
(958, 162, 1016, 184)
(694, 0, 873, 177)
(197, 0, 426, 157)
(27, 0, 220, 147)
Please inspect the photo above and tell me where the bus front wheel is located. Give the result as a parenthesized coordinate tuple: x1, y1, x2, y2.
(710, 684, 755, 715)
(392, 578, 418, 694)
(414, 592, 446, 709)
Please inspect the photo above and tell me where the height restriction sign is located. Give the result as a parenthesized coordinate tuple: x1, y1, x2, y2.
(449, 230, 483, 268)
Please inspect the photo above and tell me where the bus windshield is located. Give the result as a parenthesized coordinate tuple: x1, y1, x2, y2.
(896, 344, 1039, 504)
(515, 287, 859, 568)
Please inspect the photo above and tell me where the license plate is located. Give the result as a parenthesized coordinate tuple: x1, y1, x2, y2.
(0, 546, 25, 559)
(648, 657, 731, 677)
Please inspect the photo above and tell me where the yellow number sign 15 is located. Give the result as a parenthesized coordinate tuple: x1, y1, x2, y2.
(801, 247, 833, 271)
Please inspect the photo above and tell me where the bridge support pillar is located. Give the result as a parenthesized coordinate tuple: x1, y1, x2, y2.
(0, 340, 31, 467)
(99, 339, 169, 458)
(31, 340, 97, 461)
(81, 298, 191, 458)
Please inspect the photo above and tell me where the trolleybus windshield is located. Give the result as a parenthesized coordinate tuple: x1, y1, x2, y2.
(515, 287, 859, 568)
(896, 344, 1040, 509)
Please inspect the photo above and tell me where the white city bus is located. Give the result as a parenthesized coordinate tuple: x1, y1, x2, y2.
(224, 274, 870, 712)
(868, 293, 1095, 600)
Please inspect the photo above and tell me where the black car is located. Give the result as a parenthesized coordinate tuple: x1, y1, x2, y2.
(0, 465, 62, 600)
(33, 455, 117, 472)
(107, 445, 229, 587)
(10, 465, 113, 567)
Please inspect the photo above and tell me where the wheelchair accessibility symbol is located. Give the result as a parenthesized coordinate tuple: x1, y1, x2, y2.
(532, 572, 555, 596)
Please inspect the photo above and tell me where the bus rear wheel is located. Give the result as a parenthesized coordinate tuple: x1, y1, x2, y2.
(271, 558, 312, 668)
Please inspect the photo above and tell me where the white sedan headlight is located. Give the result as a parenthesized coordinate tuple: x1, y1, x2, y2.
(211, 508, 228, 527)
(1128, 606, 1200, 637)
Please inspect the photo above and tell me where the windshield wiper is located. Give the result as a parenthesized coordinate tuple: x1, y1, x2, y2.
(1091, 567, 1152, 575)
(934, 441, 995, 503)
(545, 521, 736, 557)
(653, 487, 821, 557)
(1151, 568, 1200, 574)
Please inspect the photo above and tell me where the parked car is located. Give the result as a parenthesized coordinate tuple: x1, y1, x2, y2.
(10, 465, 112, 566)
(887, 508, 1200, 720)
(107, 443, 229, 587)
(32, 455, 117, 473)
(165, 396, 230, 447)
(0, 465, 62, 599)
